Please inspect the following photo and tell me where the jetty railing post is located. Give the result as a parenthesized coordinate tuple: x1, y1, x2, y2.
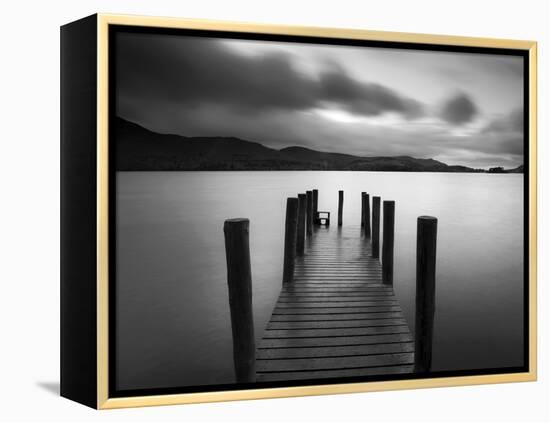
(382, 200, 395, 284)
(312, 189, 319, 220)
(282, 197, 299, 284)
(306, 191, 313, 237)
(338, 190, 344, 226)
(361, 192, 366, 227)
(223, 218, 256, 383)
(414, 216, 438, 373)
(297, 193, 307, 255)
(372, 196, 381, 258)
(364, 194, 371, 238)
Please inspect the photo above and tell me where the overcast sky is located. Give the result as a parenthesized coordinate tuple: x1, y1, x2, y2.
(115, 32, 524, 169)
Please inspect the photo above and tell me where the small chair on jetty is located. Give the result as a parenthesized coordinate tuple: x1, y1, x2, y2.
(314, 211, 330, 226)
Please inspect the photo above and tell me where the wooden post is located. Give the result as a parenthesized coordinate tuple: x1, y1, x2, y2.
(364, 193, 371, 238)
(372, 196, 381, 258)
(297, 193, 307, 255)
(223, 218, 255, 383)
(312, 189, 319, 217)
(338, 190, 344, 226)
(282, 197, 299, 283)
(306, 190, 313, 236)
(414, 216, 438, 373)
(361, 192, 366, 227)
(382, 201, 395, 285)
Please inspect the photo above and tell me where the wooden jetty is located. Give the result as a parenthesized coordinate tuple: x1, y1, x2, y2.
(255, 225, 414, 382)
(224, 189, 437, 383)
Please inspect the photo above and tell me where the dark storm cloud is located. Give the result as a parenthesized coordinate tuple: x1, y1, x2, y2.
(116, 33, 424, 119)
(439, 92, 478, 125)
(319, 71, 424, 118)
(116, 34, 315, 111)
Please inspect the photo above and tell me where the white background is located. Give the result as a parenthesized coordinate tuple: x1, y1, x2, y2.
(0, 0, 546, 421)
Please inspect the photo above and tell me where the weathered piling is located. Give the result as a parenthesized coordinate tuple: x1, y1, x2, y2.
(364, 193, 371, 238)
(282, 197, 299, 284)
(414, 216, 438, 373)
(313, 189, 319, 217)
(223, 218, 256, 383)
(361, 192, 366, 227)
(372, 196, 381, 258)
(382, 200, 395, 284)
(338, 190, 344, 226)
(306, 191, 313, 236)
(297, 193, 307, 255)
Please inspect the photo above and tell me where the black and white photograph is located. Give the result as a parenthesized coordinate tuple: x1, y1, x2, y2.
(111, 27, 527, 395)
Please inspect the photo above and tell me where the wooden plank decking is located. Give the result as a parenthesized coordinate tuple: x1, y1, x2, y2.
(256, 225, 414, 382)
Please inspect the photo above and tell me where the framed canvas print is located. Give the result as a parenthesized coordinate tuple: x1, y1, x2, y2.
(60, 14, 537, 409)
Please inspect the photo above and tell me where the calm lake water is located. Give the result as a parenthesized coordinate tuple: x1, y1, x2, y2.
(115, 171, 524, 391)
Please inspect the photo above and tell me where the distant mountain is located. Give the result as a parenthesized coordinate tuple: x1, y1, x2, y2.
(114, 117, 513, 173)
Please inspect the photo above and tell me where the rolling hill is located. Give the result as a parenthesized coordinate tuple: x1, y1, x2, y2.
(114, 117, 519, 173)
